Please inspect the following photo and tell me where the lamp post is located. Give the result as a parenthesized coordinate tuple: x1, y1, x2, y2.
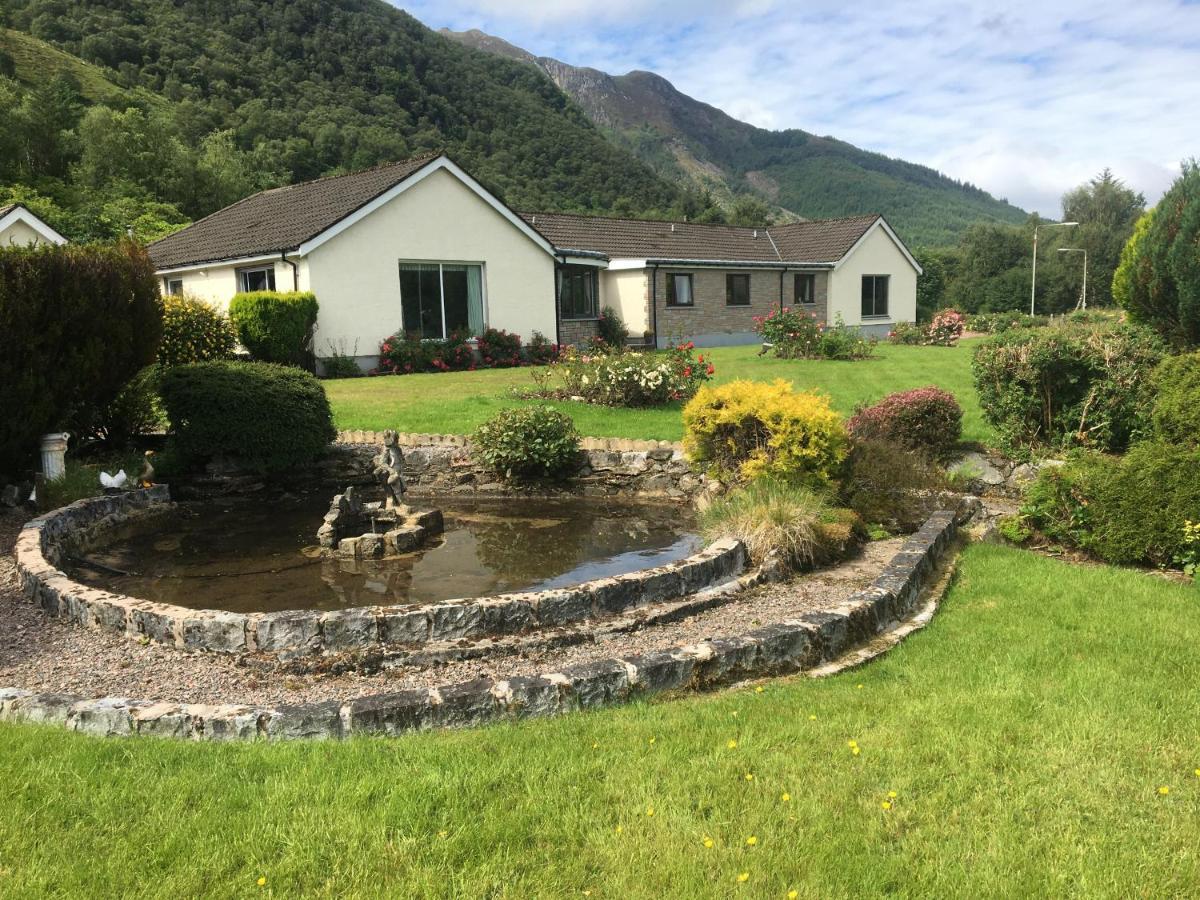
(1031, 220, 1078, 315)
(1058, 247, 1088, 310)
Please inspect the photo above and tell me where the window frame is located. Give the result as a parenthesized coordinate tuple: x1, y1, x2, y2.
(398, 260, 487, 340)
(559, 265, 600, 321)
(665, 272, 695, 308)
(861, 274, 890, 319)
(794, 272, 816, 305)
(725, 272, 751, 307)
(166, 278, 184, 296)
(236, 265, 276, 293)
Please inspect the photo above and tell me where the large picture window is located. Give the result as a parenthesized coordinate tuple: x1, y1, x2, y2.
(726, 273, 751, 306)
(400, 262, 485, 339)
(794, 273, 816, 305)
(237, 265, 275, 293)
(559, 265, 599, 320)
(861, 275, 889, 318)
(665, 273, 694, 307)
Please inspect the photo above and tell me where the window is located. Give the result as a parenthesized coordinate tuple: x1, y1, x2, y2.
(559, 265, 599, 320)
(237, 266, 276, 293)
(794, 273, 816, 305)
(399, 262, 485, 339)
(665, 273, 694, 307)
(726, 273, 750, 306)
(861, 275, 889, 318)
(166, 279, 184, 296)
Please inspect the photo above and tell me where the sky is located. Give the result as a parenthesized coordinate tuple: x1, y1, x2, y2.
(395, 0, 1199, 216)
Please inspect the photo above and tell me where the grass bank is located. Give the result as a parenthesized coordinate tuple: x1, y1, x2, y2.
(1, 544, 1196, 896)
(324, 341, 991, 444)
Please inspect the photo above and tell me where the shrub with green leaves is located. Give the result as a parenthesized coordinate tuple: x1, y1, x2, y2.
(473, 406, 580, 479)
(598, 306, 629, 349)
(846, 387, 963, 462)
(90, 365, 166, 448)
(477, 328, 523, 368)
(157, 293, 237, 367)
(158, 361, 336, 474)
(0, 240, 162, 476)
(1149, 351, 1200, 447)
(840, 438, 951, 533)
(972, 322, 1164, 457)
(228, 291, 319, 366)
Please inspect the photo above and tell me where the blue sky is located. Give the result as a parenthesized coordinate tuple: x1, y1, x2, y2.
(394, 0, 1199, 216)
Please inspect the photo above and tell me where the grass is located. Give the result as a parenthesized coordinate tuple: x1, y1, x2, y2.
(38, 452, 146, 510)
(1, 544, 1197, 896)
(324, 340, 991, 444)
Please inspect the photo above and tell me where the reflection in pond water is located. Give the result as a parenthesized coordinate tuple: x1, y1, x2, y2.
(68, 494, 700, 613)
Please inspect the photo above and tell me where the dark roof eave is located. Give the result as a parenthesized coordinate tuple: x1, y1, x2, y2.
(554, 247, 611, 260)
(151, 246, 301, 271)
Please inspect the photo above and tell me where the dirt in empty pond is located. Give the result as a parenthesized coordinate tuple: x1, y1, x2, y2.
(65, 494, 702, 613)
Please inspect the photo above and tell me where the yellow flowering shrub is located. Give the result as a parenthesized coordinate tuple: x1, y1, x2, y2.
(158, 293, 237, 367)
(683, 379, 848, 484)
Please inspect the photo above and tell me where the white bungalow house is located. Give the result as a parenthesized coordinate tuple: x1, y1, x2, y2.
(147, 153, 920, 368)
(0, 204, 68, 247)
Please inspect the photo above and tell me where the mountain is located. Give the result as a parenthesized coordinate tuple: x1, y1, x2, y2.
(442, 28, 1030, 247)
(0, 0, 713, 242)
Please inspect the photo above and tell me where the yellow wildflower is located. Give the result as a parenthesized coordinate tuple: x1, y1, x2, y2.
(755, 686, 764, 694)
(257, 877, 267, 887)
(781, 792, 791, 802)
(788, 892, 799, 899)
(744, 773, 754, 782)
(646, 807, 655, 817)
(856, 684, 863, 690)
(808, 714, 816, 721)
(649, 737, 656, 745)
(438, 830, 449, 839)
(1158, 786, 1170, 795)
(737, 872, 750, 883)
(703, 837, 714, 848)
(881, 801, 892, 810)
(746, 835, 758, 846)
(847, 740, 857, 748)
(887, 791, 898, 798)
(728, 739, 738, 750)
(615, 824, 623, 834)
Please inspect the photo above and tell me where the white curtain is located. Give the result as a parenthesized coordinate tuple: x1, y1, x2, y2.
(466, 265, 485, 336)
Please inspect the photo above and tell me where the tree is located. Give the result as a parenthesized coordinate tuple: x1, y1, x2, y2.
(1113, 162, 1200, 347)
(913, 247, 951, 321)
(1055, 169, 1145, 308)
(727, 195, 774, 226)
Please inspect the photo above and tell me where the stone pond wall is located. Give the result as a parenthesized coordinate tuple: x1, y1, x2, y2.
(13, 488, 749, 659)
(1, 499, 981, 740)
(325, 431, 718, 500)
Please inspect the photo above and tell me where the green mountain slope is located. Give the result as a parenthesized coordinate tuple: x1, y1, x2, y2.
(0, 0, 709, 233)
(443, 29, 1030, 246)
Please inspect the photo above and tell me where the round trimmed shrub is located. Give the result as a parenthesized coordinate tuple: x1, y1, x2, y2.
(157, 293, 237, 367)
(477, 328, 523, 368)
(158, 360, 336, 474)
(683, 379, 848, 485)
(473, 406, 580, 479)
(846, 387, 963, 461)
(1150, 351, 1200, 447)
(228, 291, 319, 366)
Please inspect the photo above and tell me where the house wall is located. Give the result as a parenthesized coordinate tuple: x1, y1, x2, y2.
(159, 259, 305, 311)
(828, 225, 918, 336)
(0, 219, 50, 247)
(652, 266, 784, 348)
(305, 168, 556, 358)
(600, 268, 650, 341)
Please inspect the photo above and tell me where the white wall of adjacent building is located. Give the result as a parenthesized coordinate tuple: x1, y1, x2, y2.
(828, 224, 918, 332)
(600, 268, 650, 337)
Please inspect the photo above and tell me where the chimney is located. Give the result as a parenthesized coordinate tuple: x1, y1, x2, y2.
(753, 229, 758, 239)
(670, 223, 675, 232)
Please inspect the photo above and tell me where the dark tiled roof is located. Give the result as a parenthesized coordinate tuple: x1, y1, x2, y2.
(522, 211, 880, 264)
(148, 153, 442, 268)
(0, 204, 16, 218)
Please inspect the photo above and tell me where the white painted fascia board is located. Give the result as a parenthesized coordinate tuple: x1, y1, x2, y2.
(558, 254, 609, 268)
(295, 156, 558, 259)
(155, 253, 286, 276)
(833, 217, 923, 275)
(606, 258, 648, 271)
(0, 206, 68, 245)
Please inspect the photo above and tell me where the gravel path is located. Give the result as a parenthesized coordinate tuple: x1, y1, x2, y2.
(0, 508, 897, 707)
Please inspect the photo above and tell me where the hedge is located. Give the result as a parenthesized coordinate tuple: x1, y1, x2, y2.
(0, 241, 161, 476)
(158, 360, 336, 474)
(228, 291, 318, 366)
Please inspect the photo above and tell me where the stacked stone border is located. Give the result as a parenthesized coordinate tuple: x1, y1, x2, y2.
(1, 498, 981, 740)
(13, 488, 747, 658)
(331, 431, 716, 500)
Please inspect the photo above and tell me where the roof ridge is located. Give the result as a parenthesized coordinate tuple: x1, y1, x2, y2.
(257, 151, 444, 196)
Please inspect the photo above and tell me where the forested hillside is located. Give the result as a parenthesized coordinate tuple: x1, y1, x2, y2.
(444, 28, 1031, 247)
(0, 0, 713, 242)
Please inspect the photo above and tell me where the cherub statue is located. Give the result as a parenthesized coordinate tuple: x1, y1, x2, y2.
(372, 429, 406, 510)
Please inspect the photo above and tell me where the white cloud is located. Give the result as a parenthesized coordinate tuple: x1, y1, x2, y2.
(400, 0, 1200, 214)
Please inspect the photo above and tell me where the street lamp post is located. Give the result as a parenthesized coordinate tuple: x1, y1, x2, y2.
(1058, 247, 1088, 310)
(1031, 221, 1078, 315)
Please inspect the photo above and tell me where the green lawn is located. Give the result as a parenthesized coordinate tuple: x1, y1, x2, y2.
(325, 341, 991, 444)
(2, 544, 1197, 896)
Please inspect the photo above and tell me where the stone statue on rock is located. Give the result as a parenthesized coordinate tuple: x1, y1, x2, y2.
(373, 429, 406, 510)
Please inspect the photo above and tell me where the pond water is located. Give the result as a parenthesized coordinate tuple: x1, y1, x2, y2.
(67, 494, 702, 613)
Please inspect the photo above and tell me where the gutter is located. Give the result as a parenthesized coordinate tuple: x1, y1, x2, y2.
(650, 265, 659, 349)
(642, 257, 834, 269)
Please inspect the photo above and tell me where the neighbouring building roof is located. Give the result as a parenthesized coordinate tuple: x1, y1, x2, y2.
(521, 211, 882, 265)
(0, 204, 16, 218)
(148, 153, 443, 269)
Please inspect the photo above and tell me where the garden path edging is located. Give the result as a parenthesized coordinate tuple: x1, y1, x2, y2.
(1, 498, 981, 741)
(13, 488, 748, 658)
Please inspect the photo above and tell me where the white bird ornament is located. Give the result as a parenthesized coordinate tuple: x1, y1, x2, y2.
(99, 469, 128, 490)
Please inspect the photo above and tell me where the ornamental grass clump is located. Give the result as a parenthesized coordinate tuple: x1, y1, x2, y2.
(473, 406, 580, 480)
(683, 379, 848, 486)
(846, 386, 963, 462)
(700, 479, 863, 570)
